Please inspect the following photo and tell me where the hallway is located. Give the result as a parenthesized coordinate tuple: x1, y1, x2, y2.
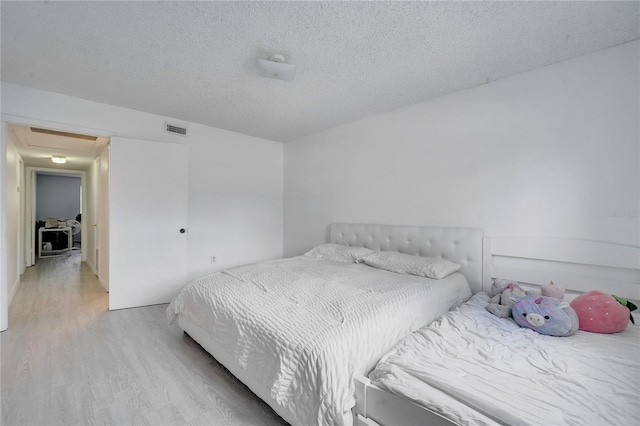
(1, 252, 286, 425)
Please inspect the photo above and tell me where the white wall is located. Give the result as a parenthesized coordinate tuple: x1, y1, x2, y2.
(1, 120, 5, 330)
(35, 174, 81, 221)
(1, 83, 283, 325)
(187, 128, 283, 280)
(4, 129, 21, 307)
(284, 41, 640, 256)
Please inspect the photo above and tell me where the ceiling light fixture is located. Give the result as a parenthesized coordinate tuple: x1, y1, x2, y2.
(257, 53, 296, 81)
(51, 155, 67, 164)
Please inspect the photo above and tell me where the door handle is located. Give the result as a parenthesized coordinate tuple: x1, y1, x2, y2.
(179, 228, 186, 234)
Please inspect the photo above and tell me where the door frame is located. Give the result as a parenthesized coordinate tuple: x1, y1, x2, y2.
(25, 167, 87, 267)
(1, 114, 112, 331)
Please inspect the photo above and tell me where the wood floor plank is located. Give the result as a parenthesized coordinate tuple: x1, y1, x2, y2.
(1, 251, 288, 426)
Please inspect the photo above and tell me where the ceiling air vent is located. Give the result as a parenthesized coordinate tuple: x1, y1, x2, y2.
(165, 123, 187, 136)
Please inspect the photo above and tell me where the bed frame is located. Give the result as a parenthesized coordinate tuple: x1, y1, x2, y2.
(178, 223, 483, 425)
(353, 236, 640, 426)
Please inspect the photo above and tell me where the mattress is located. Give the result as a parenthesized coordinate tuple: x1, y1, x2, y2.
(167, 255, 471, 426)
(369, 292, 640, 426)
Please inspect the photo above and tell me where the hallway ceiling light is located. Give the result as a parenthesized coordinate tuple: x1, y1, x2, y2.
(51, 155, 67, 164)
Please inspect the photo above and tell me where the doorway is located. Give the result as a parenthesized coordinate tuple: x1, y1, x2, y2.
(29, 170, 83, 265)
(3, 122, 110, 330)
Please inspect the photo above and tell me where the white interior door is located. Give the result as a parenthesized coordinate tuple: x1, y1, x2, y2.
(109, 137, 188, 310)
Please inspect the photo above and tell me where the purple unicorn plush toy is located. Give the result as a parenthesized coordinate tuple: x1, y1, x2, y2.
(512, 296, 579, 337)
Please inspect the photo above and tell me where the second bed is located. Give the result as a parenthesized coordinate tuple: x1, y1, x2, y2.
(355, 237, 640, 426)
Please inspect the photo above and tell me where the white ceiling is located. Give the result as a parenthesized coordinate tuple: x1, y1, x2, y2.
(1, 1, 638, 143)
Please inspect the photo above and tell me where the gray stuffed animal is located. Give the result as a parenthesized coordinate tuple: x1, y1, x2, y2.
(485, 279, 533, 318)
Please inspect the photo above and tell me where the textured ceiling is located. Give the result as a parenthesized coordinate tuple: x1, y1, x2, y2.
(2, 1, 639, 142)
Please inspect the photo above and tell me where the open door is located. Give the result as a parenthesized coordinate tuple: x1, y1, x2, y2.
(108, 137, 188, 310)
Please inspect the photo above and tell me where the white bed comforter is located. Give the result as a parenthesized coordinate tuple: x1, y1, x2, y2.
(370, 292, 640, 426)
(167, 256, 471, 426)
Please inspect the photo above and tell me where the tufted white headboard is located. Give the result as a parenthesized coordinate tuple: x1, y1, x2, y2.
(329, 223, 484, 293)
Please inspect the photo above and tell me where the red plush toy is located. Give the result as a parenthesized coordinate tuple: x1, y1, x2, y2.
(570, 290, 636, 333)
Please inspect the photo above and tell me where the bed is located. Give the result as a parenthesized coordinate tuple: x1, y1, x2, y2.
(353, 237, 640, 426)
(166, 224, 483, 425)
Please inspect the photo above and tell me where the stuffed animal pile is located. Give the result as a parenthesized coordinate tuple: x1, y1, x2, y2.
(485, 279, 636, 337)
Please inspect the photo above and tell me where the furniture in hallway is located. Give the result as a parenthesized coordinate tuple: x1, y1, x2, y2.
(38, 226, 72, 258)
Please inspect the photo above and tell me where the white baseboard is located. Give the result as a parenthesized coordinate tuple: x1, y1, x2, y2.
(8, 276, 21, 306)
(86, 259, 98, 275)
(85, 260, 108, 292)
(98, 276, 109, 292)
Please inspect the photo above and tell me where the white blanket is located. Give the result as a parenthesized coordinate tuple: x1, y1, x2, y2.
(167, 256, 471, 426)
(370, 292, 640, 426)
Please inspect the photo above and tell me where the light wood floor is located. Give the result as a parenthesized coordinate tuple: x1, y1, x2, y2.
(1, 251, 288, 426)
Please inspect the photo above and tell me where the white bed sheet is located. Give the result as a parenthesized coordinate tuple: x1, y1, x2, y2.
(370, 292, 640, 426)
(167, 256, 471, 426)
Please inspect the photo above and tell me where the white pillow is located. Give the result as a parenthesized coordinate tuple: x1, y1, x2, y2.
(360, 251, 461, 279)
(304, 243, 374, 263)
